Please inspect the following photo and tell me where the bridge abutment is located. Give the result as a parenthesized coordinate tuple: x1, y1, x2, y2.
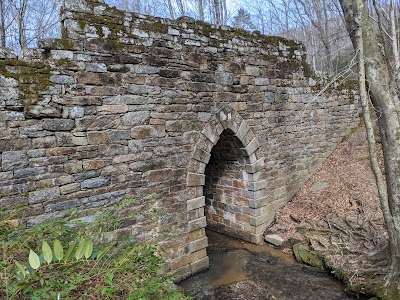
(0, 0, 359, 280)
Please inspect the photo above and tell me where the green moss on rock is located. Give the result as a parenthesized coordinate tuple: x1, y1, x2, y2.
(0, 59, 54, 108)
(293, 242, 324, 269)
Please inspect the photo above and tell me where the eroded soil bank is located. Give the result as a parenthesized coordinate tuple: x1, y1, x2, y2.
(268, 127, 399, 299)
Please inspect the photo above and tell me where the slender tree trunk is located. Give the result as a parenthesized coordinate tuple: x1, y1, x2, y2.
(389, 0, 400, 71)
(0, 0, 6, 47)
(176, 0, 185, 16)
(213, 0, 221, 25)
(18, 0, 27, 50)
(198, 0, 204, 21)
(167, 0, 175, 19)
(340, 0, 400, 284)
(221, 0, 227, 25)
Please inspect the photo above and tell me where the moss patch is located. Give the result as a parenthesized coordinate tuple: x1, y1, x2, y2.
(0, 59, 54, 108)
(293, 242, 324, 269)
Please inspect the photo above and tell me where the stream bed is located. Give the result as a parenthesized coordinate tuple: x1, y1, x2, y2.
(179, 230, 363, 300)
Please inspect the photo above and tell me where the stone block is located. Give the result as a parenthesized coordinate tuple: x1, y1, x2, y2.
(245, 158, 264, 174)
(245, 65, 260, 76)
(42, 119, 75, 131)
(190, 256, 209, 274)
(28, 187, 60, 204)
(122, 111, 150, 126)
(188, 216, 207, 232)
(265, 234, 285, 246)
(45, 199, 81, 212)
(50, 50, 73, 60)
(46, 147, 76, 156)
(60, 182, 80, 194)
(83, 159, 106, 170)
(110, 130, 131, 141)
(187, 196, 205, 211)
(248, 180, 267, 192)
(85, 62, 107, 72)
(0, 139, 31, 152)
(187, 173, 205, 187)
(62, 107, 85, 119)
(131, 125, 165, 139)
(249, 211, 274, 226)
(188, 236, 208, 253)
(64, 161, 83, 174)
(201, 124, 219, 144)
(76, 115, 121, 131)
(97, 105, 128, 114)
(188, 228, 206, 242)
(98, 144, 128, 156)
(87, 131, 110, 144)
(50, 75, 75, 84)
(14, 167, 46, 179)
(32, 136, 57, 149)
(192, 146, 211, 164)
(250, 233, 264, 245)
(2, 151, 28, 171)
(215, 72, 234, 85)
(244, 137, 260, 155)
(81, 177, 110, 189)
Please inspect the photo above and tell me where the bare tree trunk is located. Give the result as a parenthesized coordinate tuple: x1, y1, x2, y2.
(221, 0, 227, 25)
(389, 0, 400, 71)
(198, 0, 204, 21)
(213, 0, 221, 24)
(9, 0, 28, 50)
(167, 0, 175, 19)
(0, 0, 6, 47)
(176, 0, 185, 16)
(340, 0, 400, 284)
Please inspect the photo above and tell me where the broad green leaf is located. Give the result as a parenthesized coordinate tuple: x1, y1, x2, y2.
(14, 260, 27, 278)
(53, 239, 64, 261)
(75, 241, 85, 260)
(96, 245, 111, 260)
(28, 249, 40, 270)
(42, 241, 53, 264)
(83, 239, 93, 259)
(64, 243, 76, 263)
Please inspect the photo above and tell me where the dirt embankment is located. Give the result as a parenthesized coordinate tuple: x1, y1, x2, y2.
(267, 127, 398, 298)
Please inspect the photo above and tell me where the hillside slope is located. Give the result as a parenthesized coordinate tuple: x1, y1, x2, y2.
(267, 127, 390, 296)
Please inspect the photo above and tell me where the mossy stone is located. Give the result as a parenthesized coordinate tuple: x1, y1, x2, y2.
(293, 242, 324, 269)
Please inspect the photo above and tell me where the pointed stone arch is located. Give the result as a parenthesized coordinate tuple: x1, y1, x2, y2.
(186, 106, 271, 259)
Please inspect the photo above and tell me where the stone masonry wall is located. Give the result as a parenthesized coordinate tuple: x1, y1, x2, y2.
(0, 0, 359, 280)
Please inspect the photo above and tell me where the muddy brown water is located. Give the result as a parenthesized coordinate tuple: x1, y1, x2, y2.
(179, 230, 364, 300)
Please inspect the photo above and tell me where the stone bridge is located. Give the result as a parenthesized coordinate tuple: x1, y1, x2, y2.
(0, 0, 359, 279)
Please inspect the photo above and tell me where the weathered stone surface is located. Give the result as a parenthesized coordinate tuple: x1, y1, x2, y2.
(43, 119, 75, 131)
(28, 187, 60, 204)
(2, 151, 28, 171)
(81, 177, 110, 189)
(264, 234, 285, 246)
(122, 111, 150, 125)
(63, 107, 85, 119)
(14, 167, 46, 178)
(50, 75, 75, 84)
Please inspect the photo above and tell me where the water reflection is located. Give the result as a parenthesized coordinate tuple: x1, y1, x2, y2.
(179, 230, 362, 300)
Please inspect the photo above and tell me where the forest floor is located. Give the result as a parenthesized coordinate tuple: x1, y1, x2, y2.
(266, 127, 397, 298)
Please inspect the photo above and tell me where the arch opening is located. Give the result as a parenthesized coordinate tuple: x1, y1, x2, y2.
(204, 129, 251, 241)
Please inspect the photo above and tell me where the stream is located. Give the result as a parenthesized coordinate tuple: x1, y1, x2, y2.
(179, 230, 364, 300)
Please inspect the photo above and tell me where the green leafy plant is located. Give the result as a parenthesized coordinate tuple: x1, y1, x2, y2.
(0, 196, 189, 300)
